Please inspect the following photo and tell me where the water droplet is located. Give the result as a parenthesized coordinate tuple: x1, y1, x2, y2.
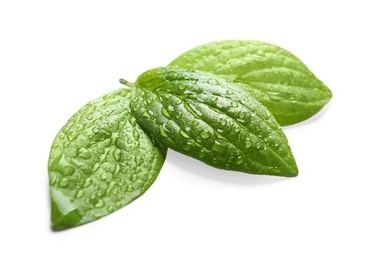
(193, 121, 199, 126)
(75, 190, 85, 198)
(267, 91, 283, 101)
(95, 199, 105, 208)
(198, 150, 206, 158)
(238, 111, 245, 119)
(59, 177, 70, 187)
(83, 177, 92, 188)
(159, 124, 168, 138)
(182, 142, 192, 151)
(112, 149, 122, 161)
(210, 96, 218, 102)
(92, 127, 100, 134)
(235, 157, 244, 165)
(107, 206, 114, 213)
(208, 79, 218, 85)
(212, 140, 227, 153)
(220, 118, 227, 126)
(51, 154, 75, 176)
(49, 176, 58, 186)
(179, 84, 186, 90)
(175, 113, 182, 119)
(290, 100, 298, 104)
(226, 90, 233, 95)
(106, 181, 117, 196)
(77, 148, 91, 159)
(67, 131, 78, 141)
(130, 174, 139, 182)
(100, 172, 108, 180)
(200, 131, 211, 139)
(141, 110, 150, 118)
(230, 101, 238, 108)
(179, 129, 191, 139)
(161, 107, 171, 119)
(127, 184, 134, 192)
(245, 140, 253, 148)
(135, 155, 144, 166)
(133, 130, 140, 139)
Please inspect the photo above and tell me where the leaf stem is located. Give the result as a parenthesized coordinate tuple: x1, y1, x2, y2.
(119, 78, 135, 88)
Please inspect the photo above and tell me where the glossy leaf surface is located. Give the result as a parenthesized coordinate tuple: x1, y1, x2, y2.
(48, 88, 166, 230)
(128, 67, 298, 177)
(169, 40, 332, 125)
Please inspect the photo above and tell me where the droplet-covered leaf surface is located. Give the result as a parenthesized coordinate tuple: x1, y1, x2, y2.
(169, 40, 332, 126)
(129, 67, 298, 177)
(48, 88, 166, 230)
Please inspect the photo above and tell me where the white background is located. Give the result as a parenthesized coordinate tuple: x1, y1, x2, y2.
(1, 1, 381, 259)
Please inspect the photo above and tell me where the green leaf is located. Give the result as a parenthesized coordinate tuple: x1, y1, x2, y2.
(48, 88, 167, 230)
(127, 67, 298, 177)
(169, 40, 332, 126)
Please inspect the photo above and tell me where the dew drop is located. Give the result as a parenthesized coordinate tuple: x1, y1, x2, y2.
(220, 118, 227, 126)
(106, 181, 117, 196)
(210, 96, 218, 102)
(127, 184, 134, 192)
(130, 174, 139, 182)
(77, 148, 91, 159)
(238, 111, 245, 119)
(113, 149, 122, 161)
(267, 92, 283, 101)
(226, 90, 233, 95)
(135, 155, 144, 166)
(198, 150, 206, 158)
(95, 199, 105, 208)
(75, 190, 85, 199)
(92, 127, 100, 134)
(245, 140, 253, 149)
(59, 177, 70, 188)
(230, 101, 238, 108)
(235, 157, 244, 165)
(175, 113, 182, 119)
(107, 206, 114, 213)
(200, 131, 211, 139)
(212, 140, 227, 153)
(161, 107, 171, 119)
(159, 124, 168, 138)
(100, 172, 108, 180)
(179, 129, 191, 139)
(208, 79, 218, 85)
(133, 130, 140, 139)
(83, 177, 92, 188)
(141, 110, 150, 118)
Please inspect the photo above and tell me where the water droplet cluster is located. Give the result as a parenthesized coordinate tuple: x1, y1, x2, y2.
(48, 88, 166, 228)
(131, 67, 296, 175)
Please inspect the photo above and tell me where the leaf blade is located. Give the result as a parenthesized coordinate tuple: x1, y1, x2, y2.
(169, 40, 332, 125)
(48, 88, 167, 230)
(132, 67, 298, 177)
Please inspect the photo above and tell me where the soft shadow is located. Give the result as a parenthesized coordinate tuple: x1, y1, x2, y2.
(166, 150, 292, 186)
